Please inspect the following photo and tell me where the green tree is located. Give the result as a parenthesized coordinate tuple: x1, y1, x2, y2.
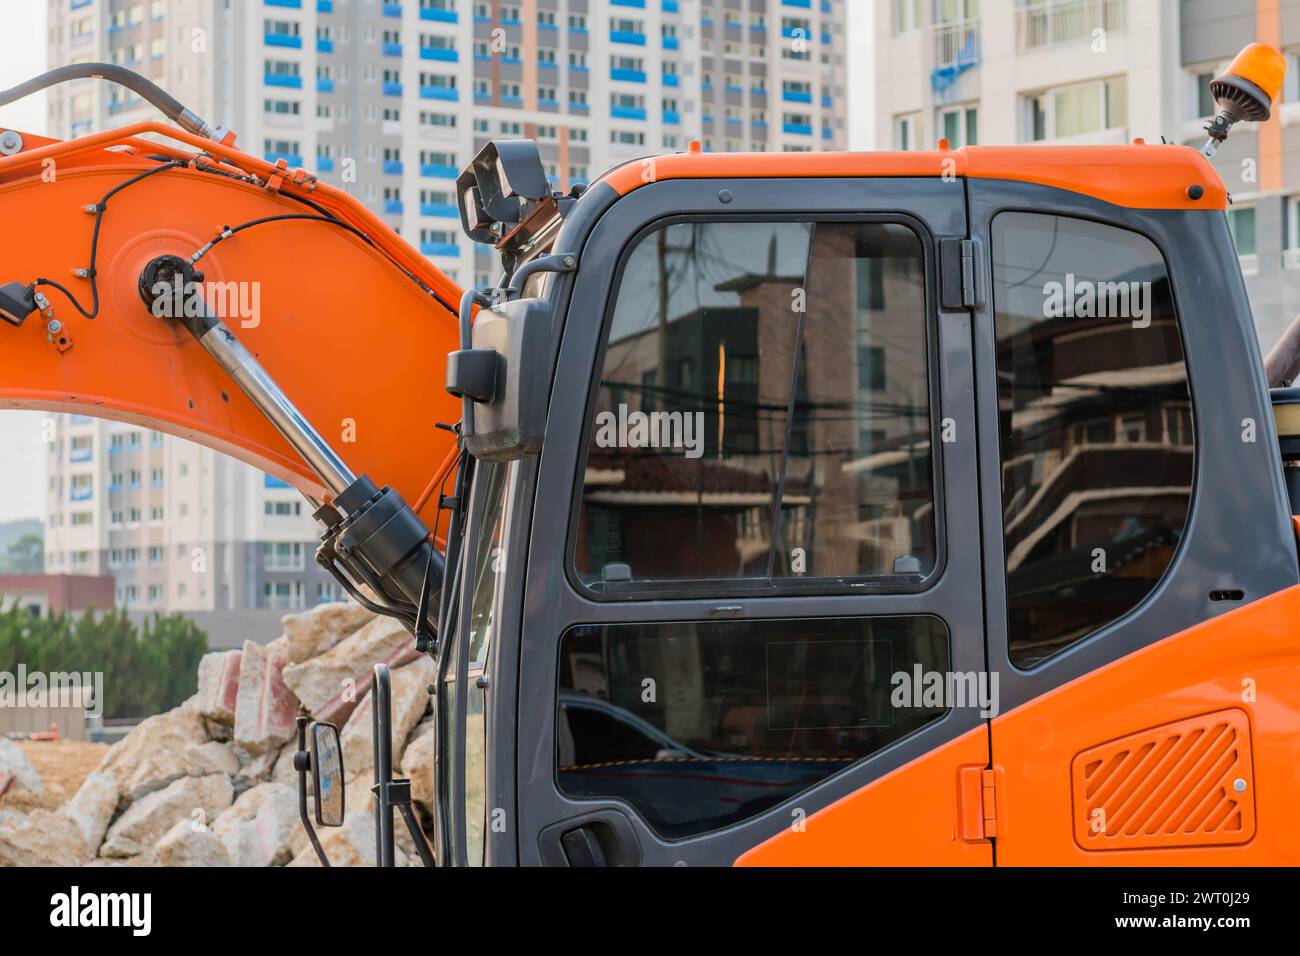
(0, 532, 43, 573)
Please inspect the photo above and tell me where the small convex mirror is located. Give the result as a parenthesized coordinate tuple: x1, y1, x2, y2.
(311, 721, 345, 827)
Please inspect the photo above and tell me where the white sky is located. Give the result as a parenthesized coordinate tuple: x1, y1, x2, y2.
(0, 0, 872, 525)
(0, 0, 47, 523)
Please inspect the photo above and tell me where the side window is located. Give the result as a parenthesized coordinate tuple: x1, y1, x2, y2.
(991, 212, 1194, 667)
(574, 219, 936, 593)
(556, 615, 950, 839)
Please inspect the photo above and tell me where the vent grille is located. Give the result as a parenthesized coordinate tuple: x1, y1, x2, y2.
(1071, 709, 1255, 851)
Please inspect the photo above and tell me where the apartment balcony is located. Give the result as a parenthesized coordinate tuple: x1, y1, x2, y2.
(384, 199, 404, 215)
(663, 109, 680, 125)
(383, 41, 403, 56)
(610, 30, 647, 46)
(1016, 0, 1126, 52)
(611, 67, 647, 83)
(419, 85, 458, 101)
(265, 73, 303, 89)
(316, 38, 334, 53)
(420, 163, 458, 178)
(266, 0, 302, 7)
(265, 32, 303, 48)
(382, 2, 402, 17)
(70, 487, 93, 502)
(421, 241, 459, 257)
(420, 47, 458, 61)
(382, 80, 403, 96)
(265, 152, 304, 166)
(317, 156, 335, 172)
(930, 18, 979, 94)
(420, 202, 458, 217)
(612, 0, 646, 7)
(317, 77, 335, 93)
(420, 7, 457, 23)
(611, 104, 647, 120)
(783, 122, 813, 135)
(383, 159, 404, 175)
(318, 0, 333, 10)
(663, 73, 679, 87)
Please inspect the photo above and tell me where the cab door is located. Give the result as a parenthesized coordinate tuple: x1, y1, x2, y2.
(516, 175, 994, 866)
(967, 182, 1300, 864)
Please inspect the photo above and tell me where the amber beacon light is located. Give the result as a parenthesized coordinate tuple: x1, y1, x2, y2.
(1202, 42, 1288, 156)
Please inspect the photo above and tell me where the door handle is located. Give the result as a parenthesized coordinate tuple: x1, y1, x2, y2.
(539, 810, 642, 866)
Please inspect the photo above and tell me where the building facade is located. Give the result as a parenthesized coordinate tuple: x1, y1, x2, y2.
(42, 414, 338, 612)
(875, 0, 1300, 352)
(46, 0, 849, 289)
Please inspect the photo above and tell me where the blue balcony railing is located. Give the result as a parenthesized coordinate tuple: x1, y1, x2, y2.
(611, 105, 647, 120)
(70, 448, 92, 462)
(265, 32, 302, 48)
(610, 67, 646, 83)
(317, 0, 333, 11)
(316, 37, 334, 52)
(265, 0, 302, 7)
(317, 77, 335, 93)
(663, 109, 680, 124)
(783, 122, 813, 135)
(420, 163, 458, 178)
(317, 156, 335, 172)
(70, 487, 93, 502)
(419, 85, 458, 101)
(265, 152, 304, 166)
(382, 80, 403, 96)
(384, 199, 404, 214)
(612, 0, 646, 6)
(420, 202, 458, 217)
(419, 7, 457, 22)
(782, 89, 812, 103)
(383, 159, 404, 175)
(663, 35, 679, 50)
(382, 2, 401, 16)
(662, 73, 679, 87)
(420, 47, 458, 61)
(264, 474, 292, 489)
(663, 0, 679, 10)
(782, 0, 811, 6)
(420, 241, 459, 257)
(383, 41, 402, 56)
(610, 30, 646, 45)
(264, 73, 303, 89)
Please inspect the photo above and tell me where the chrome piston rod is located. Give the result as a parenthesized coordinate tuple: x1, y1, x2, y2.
(192, 313, 357, 497)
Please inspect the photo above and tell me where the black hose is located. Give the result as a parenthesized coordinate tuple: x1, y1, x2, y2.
(0, 63, 213, 138)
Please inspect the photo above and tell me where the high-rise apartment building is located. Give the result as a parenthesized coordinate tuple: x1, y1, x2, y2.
(47, 0, 849, 289)
(40, 0, 848, 613)
(43, 414, 341, 612)
(874, 0, 1300, 351)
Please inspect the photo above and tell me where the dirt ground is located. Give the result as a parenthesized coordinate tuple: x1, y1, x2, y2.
(0, 740, 108, 813)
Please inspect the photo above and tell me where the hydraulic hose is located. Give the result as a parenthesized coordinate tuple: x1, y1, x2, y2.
(0, 63, 217, 140)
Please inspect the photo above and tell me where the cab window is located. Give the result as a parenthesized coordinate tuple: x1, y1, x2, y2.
(556, 615, 950, 839)
(574, 219, 936, 594)
(990, 212, 1194, 666)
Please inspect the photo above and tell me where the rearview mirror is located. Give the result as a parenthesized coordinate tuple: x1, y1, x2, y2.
(311, 721, 345, 827)
(448, 297, 551, 462)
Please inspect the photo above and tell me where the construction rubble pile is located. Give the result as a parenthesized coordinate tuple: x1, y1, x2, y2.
(0, 602, 438, 867)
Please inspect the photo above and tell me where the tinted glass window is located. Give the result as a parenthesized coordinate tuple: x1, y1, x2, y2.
(991, 212, 1193, 667)
(575, 220, 935, 593)
(556, 616, 950, 839)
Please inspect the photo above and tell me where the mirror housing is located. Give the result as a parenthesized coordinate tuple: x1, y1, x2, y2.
(311, 720, 345, 827)
(449, 297, 551, 462)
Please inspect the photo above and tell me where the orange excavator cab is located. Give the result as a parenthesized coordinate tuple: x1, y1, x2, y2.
(1, 46, 1298, 868)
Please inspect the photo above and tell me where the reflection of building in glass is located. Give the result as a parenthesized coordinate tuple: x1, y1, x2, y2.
(994, 213, 1194, 666)
(578, 220, 935, 586)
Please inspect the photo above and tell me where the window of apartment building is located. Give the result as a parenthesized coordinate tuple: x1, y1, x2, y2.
(128, 431, 141, 448)
(611, 130, 646, 145)
(538, 48, 558, 66)
(892, 0, 922, 34)
(538, 10, 556, 27)
(420, 111, 456, 128)
(475, 78, 492, 97)
(570, 90, 589, 107)
(110, 510, 124, 526)
(264, 581, 305, 610)
(938, 104, 977, 147)
(263, 542, 305, 571)
(129, 507, 141, 523)
(148, 546, 163, 565)
(498, 121, 522, 135)
(109, 549, 122, 568)
(266, 60, 300, 79)
(70, 512, 92, 526)
(125, 548, 140, 567)
(264, 98, 301, 116)
(265, 19, 300, 38)
(570, 127, 588, 142)
(894, 113, 920, 150)
(265, 500, 303, 517)
(1024, 77, 1127, 141)
(1228, 206, 1258, 276)
(569, 14, 587, 31)
(150, 507, 164, 521)
(991, 212, 1193, 666)
(570, 165, 589, 182)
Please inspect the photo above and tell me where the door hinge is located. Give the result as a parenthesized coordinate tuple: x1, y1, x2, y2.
(939, 237, 980, 311)
(958, 765, 1003, 841)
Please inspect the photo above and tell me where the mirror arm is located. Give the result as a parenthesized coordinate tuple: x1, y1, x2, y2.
(294, 716, 332, 868)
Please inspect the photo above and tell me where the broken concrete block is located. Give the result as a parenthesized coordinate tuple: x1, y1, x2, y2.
(59, 770, 119, 853)
(0, 808, 91, 866)
(186, 741, 239, 777)
(98, 707, 209, 806)
(0, 738, 43, 797)
(195, 649, 242, 724)
(214, 782, 300, 867)
(102, 772, 233, 856)
(340, 655, 436, 779)
(281, 615, 419, 725)
(400, 723, 437, 818)
(233, 640, 299, 755)
(155, 817, 233, 867)
(281, 601, 374, 664)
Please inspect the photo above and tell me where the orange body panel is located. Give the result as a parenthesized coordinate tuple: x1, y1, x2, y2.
(602, 142, 1228, 212)
(993, 584, 1300, 865)
(0, 125, 462, 515)
(734, 728, 994, 867)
